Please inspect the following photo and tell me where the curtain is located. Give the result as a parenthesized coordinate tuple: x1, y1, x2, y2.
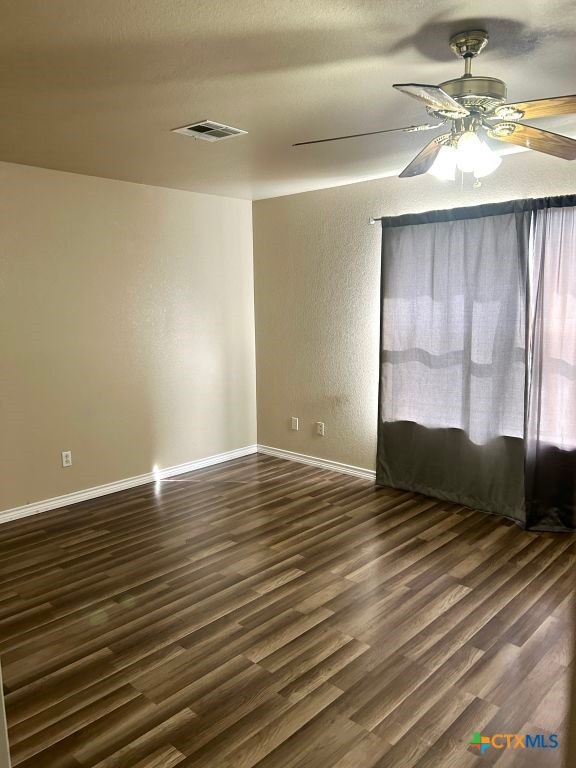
(525, 205, 576, 529)
(376, 195, 576, 531)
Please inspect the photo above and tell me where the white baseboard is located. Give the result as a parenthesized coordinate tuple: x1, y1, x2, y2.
(0, 445, 258, 525)
(257, 444, 375, 481)
(0, 443, 373, 526)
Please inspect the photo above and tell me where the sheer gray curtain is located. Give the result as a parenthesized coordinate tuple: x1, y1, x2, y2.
(377, 196, 576, 530)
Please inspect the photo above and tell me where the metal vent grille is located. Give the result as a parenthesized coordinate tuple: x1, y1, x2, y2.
(172, 120, 247, 142)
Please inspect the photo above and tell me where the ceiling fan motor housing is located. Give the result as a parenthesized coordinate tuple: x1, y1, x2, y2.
(431, 76, 507, 117)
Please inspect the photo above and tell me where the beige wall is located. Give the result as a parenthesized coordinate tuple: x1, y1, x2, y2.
(0, 161, 256, 512)
(2, 151, 574, 511)
(253, 152, 576, 471)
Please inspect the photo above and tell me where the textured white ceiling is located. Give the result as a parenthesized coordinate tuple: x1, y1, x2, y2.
(0, 0, 574, 199)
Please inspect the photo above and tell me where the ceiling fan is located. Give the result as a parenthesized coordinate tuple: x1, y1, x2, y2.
(293, 30, 576, 180)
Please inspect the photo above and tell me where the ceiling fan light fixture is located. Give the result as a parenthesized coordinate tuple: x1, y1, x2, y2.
(455, 131, 483, 172)
(428, 145, 457, 180)
(455, 132, 500, 177)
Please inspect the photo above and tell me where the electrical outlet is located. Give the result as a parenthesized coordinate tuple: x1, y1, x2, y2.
(290, 417, 299, 431)
(61, 450, 72, 468)
(316, 422, 325, 436)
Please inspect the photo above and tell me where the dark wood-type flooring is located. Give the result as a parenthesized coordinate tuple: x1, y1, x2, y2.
(0, 454, 574, 767)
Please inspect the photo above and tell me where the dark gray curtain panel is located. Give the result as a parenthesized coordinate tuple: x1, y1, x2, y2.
(376, 195, 576, 531)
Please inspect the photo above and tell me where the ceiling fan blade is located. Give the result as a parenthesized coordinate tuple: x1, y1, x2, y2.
(399, 133, 451, 178)
(494, 94, 576, 120)
(487, 122, 576, 160)
(292, 122, 444, 147)
(393, 83, 469, 118)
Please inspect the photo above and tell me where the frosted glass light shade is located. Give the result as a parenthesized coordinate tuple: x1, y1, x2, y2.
(473, 142, 502, 177)
(428, 145, 457, 180)
(456, 132, 483, 172)
(455, 132, 501, 177)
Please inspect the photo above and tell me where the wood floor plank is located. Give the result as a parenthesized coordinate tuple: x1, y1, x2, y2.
(0, 454, 572, 767)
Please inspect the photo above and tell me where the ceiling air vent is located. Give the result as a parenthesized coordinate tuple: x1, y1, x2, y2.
(172, 120, 247, 142)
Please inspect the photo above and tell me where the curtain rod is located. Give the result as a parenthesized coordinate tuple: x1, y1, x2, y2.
(368, 194, 576, 227)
